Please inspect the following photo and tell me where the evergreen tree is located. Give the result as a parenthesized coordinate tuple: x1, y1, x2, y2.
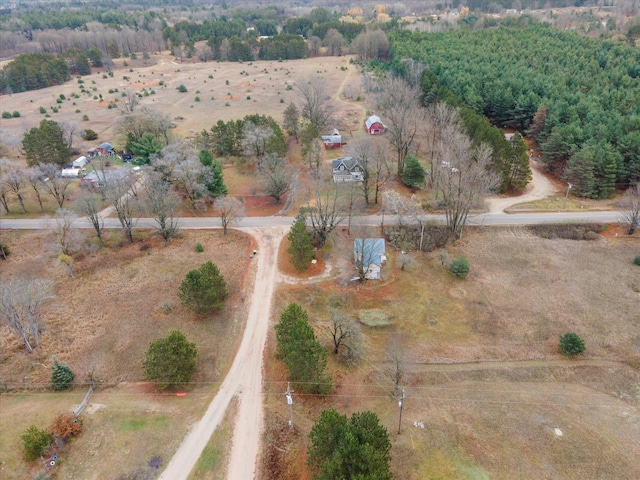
(503, 133, 532, 192)
(21, 426, 52, 461)
(22, 119, 71, 167)
(129, 132, 163, 163)
(143, 330, 197, 389)
(51, 360, 74, 391)
(401, 155, 425, 188)
(287, 214, 314, 271)
(564, 148, 596, 198)
(199, 150, 227, 197)
(178, 261, 228, 315)
(274, 303, 332, 393)
(307, 409, 392, 480)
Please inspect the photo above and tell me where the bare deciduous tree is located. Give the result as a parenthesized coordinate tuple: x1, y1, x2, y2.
(328, 309, 362, 364)
(303, 181, 345, 247)
(2, 163, 27, 213)
(261, 154, 291, 204)
(352, 30, 390, 61)
(58, 121, 82, 150)
(76, 189, 104, 244)
(378, 75, 424, 175)
(104, 174, 137, 243)
(0, 278, 54, 353)
(295, 76, 337, 132)
(27, 168, 45, 212)
(36, 163, 73, 208)
(620, 184, 639, 235)
(353, 237, 384, 282)
(214, 196, 245, 235)
(425, 102, 464, 188)
(114, 108, 172, 146)
(283, 102, 300, 142)
(143, 172, 180, 241)
(323, 28, 345, 56)
(436, 130, 499, 239)
(49, 208, 82, 255)
(348, 138, 390, 205)
(118, 88, 139, 114)
(173, 158, 212, 210)
(305, 137, 324, 178)
(242, 121, 272, 163)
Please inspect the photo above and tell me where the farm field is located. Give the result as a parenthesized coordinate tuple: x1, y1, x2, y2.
(0, 52, 362, 152)
(263, 226, 640, 479)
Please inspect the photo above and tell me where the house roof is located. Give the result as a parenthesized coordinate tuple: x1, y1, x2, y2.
(365, 115, 384, 129)
(354, 238, 386, 267)
(332, 156, 363, 171)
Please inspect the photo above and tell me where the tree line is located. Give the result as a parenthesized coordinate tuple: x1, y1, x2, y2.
(389, 24, 640, 198)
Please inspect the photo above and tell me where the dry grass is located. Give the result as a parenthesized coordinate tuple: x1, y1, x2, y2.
(0, 229, 251, 478)
(263, 226, 640, 479)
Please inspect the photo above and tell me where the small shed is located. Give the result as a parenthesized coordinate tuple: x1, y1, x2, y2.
(365, 115, 386, 135)
(322, 128, 342, 149)
(72, 156, 88, 168)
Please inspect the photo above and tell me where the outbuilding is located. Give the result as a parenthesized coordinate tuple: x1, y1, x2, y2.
(72, 156, 88, 168)
(365, 115, 386, 135)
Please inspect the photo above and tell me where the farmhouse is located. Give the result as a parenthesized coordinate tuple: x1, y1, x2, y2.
(82, 167, 131, 188)
(322, 129, 342, 149)
(365, 115, 386, 135)
(332, 156, 364, 183)
(354, 238, 386, 280)
(87, 142, 116, 158)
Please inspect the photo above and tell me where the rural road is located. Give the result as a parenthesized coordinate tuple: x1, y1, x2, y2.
(158, 226, 287, 480)
(0, 210, 626, 231)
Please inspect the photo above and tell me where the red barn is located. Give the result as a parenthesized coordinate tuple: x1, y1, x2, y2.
(322, 128, 342, 149)
(365, 115, 386, 135)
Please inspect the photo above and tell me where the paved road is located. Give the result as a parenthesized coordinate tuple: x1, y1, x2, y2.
(0, 210, 626, 231)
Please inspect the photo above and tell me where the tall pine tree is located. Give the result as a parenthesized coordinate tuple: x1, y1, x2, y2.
(287, 214, 314, 271)
(503, 133, 532, 192)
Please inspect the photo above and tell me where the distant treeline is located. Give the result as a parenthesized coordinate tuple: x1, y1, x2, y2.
(390, 24, 640, 198)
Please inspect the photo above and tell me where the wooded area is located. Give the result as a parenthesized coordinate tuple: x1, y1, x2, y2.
(390, 24, 640, 198)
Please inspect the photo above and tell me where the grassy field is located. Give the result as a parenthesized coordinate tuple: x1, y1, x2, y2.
(0, 229, 251, 479)
(263, 226, 640, 479)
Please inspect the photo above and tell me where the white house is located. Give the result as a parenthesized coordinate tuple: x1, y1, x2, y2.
(354, 238, 386, 280)
(72, 156, 88, 168)
(332, 157, 364, 183)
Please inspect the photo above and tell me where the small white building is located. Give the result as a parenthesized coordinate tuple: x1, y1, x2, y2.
(61, 168, 81, 178)
(72, 156, 88, 168)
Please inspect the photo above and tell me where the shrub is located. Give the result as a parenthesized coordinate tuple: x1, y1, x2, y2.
(634, 254, 640, 266)
(48, 413, 82, 440)
(143, 330, 197, 389)
(21, 426, 51, 461)
(176, 84, 187, 92)
(51, 361, 74, 391)
(82, 129, 98, 141)
(449, 255, 470, 278)
(195, 243, 204, 253)
(51, 107, 58, 113)
(39, 106, 46, 114)
(0, 241, 9, 259)
(82, 114, 89, 121)
(559, 332, 585, 356)
(12, 111, 20, 117)
(1, 111, 11, 118)
(195, 96, 200, 102)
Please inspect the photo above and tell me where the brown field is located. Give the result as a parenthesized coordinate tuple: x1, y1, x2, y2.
(263, 226, 640, 480)
(0, 53, 362, 152)
(0, 229, 252, 479)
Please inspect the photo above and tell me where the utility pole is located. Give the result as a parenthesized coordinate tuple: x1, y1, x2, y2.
(397, 387, 405, 435)
(285, 382, 294, 428)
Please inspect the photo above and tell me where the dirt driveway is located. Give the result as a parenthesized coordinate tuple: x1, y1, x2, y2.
(159, 226, 287, 480)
